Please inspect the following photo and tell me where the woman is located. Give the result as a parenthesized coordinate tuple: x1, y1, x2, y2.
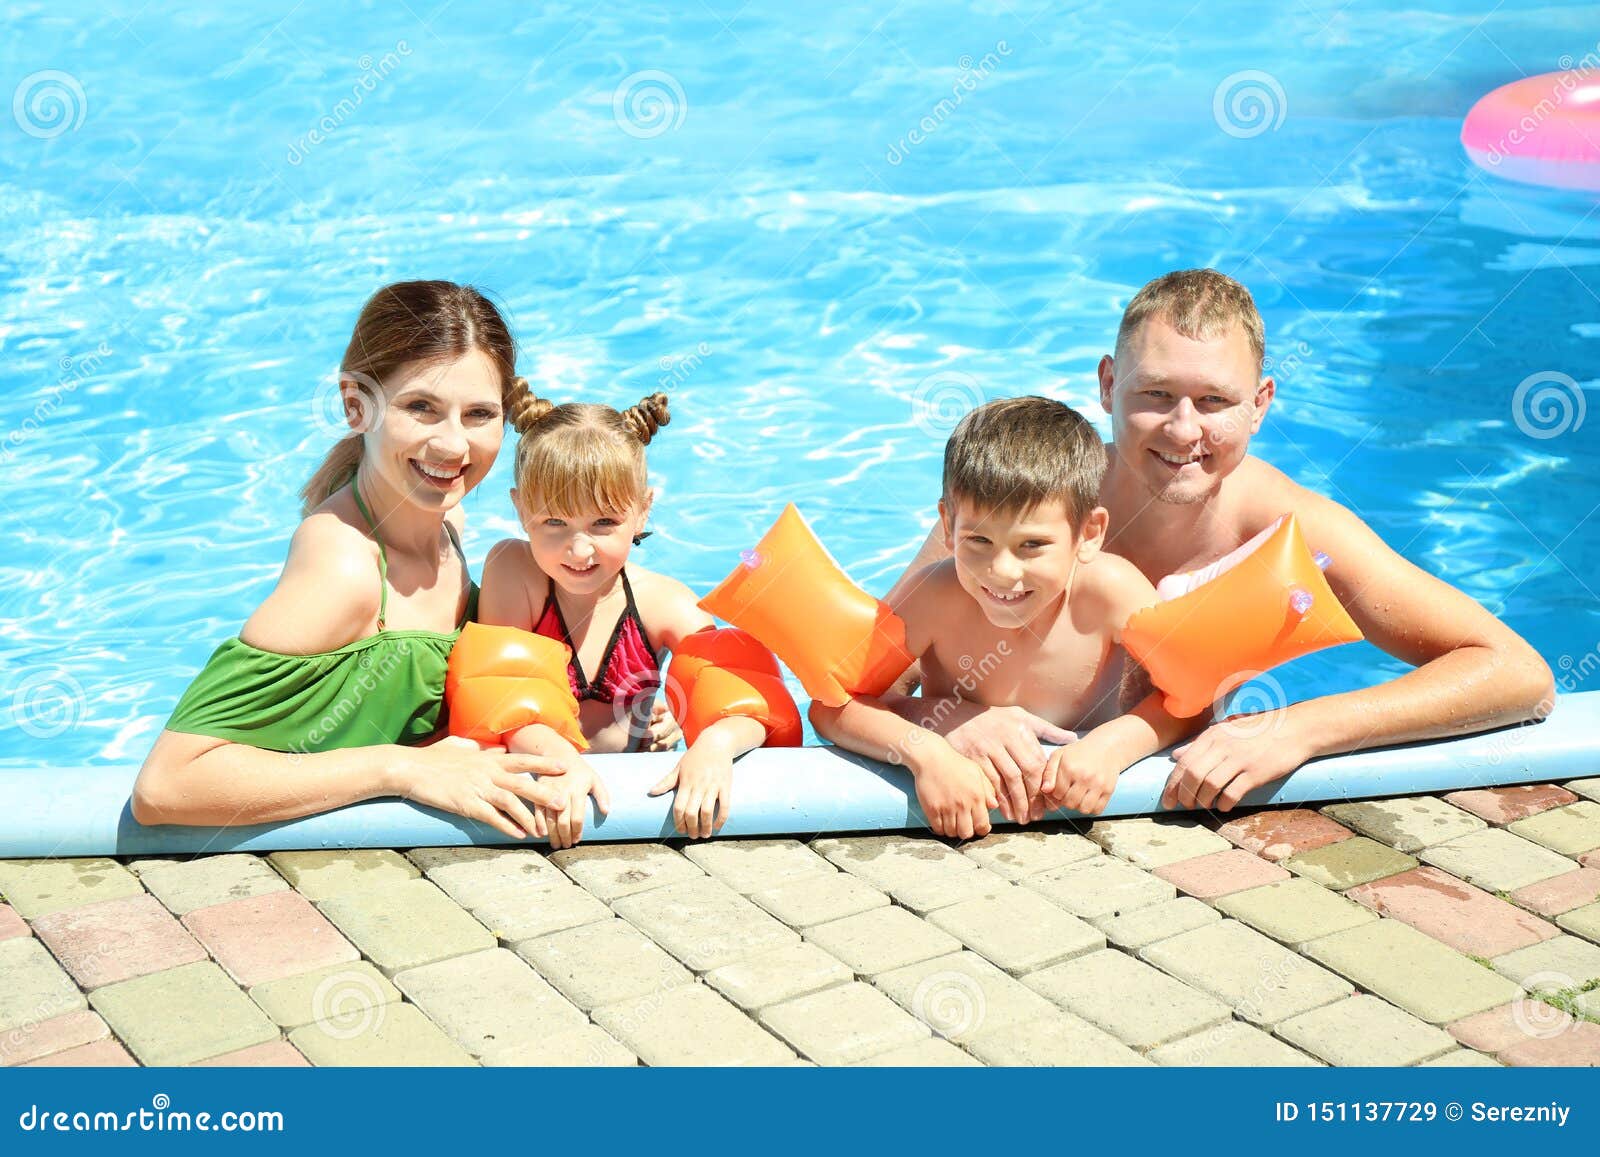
(133, 280, 573, 839)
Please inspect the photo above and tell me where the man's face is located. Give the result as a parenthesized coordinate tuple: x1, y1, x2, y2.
(1100, 316, 1273, 505)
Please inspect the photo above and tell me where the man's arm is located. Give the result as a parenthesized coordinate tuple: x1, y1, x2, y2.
(1165, 490, 1555, 811)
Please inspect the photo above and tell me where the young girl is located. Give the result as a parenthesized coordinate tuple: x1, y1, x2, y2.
(478, 385, 767, 848)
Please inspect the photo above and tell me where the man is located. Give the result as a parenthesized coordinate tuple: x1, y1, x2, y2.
(886, 269, 1555, 818)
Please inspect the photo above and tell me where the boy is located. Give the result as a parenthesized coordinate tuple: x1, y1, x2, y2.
(809, 396, 1192, 839)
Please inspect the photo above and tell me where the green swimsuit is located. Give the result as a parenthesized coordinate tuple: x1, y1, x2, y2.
(163, 484, 479, 753)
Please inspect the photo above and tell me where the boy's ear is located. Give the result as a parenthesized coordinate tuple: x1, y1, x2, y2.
(1076, 506, 1110, 563)
(938, 498, 954, 549)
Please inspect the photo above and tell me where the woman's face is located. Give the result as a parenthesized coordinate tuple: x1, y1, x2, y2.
(347, 348, 505, 510)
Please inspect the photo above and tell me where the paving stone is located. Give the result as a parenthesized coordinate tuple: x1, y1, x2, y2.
(22, 1039, 137, 1067)
(889, 866, 1013, 915)
(1022, 855, 1175, 920)
(1216, 808, 1355, 862)
(611, 877, 798, 971)
(1275, 995, 1457, 1066)
(135, 854, 290, 915)
(704, 943, 852, 1011)
(1091, 897, 1222, 949)
(0, 904, 27, 941)
(1345, 866, 1560, 958)
(0, 1010, 109, 1067)
(1575, 989, 1600, 1019)
(959, 829, 1100, 879)
(1322, 796, 1485, 853)
(748, 871, 888, 928)
(1420, 1049, 1502, 1067)
(89, 961, 278, 1066)
(1215, 879, 1377, 947)
(1149, 1020, 1322, 1067)
(183, 890, 358, 987)
(1154, 849, 1290, 899)
(316, 878, 495, 976)
(1086, 816, 1230, 869)
(1491, 934, 1600, 991)
(874, 951, 1058, 1042)
(1508, 801, 1600, 857)
(1284, 837, 1417, 890)
(1557, 901, 1600, 943)
(1302, 919, 1522, 1024)
(404, 846, 568, 909)
(1445, 785, 1579, 826)
(0, 857, 143, 919)
(1418, 829, 1575, 893)
(394, 948, 585, 1057)
(267, 849, 419, 900)
(1566, 777, 1600, 803)
(248, 961, 401, 1031)
(927, 888, 1104, 975)
(850, 1038, 982, 1066)
(1141, 920, 1353, 1026)
(759, 981, 930, 1065)
(1513, 868, 1600, 918)
(32, 894, 207, 989)
(481, 1023, 638, 1066)
(0, 937, 86, 1033)
(593, 983, 794, 1065)
(469, 879, 612, 942)
(514, 918, 692, 1011)
(681, 839, 835, 893)
(192, 1040, 310, 1067)
(1447, 999, 1579, 1054)
(549, 843, 704, 899)
(812, 834, 979, 891)
(964, 1011, 1151, 1066)
(1498, 1020, 1600, 1067)
(803, 906, 961, 976)
(1023, 948, 1232, 1050)
(289, 1001, 476, 1066)
(1584, 850, 1600, 869)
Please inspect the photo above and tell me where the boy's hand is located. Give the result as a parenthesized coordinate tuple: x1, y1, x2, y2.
(913, 744, 999, 840)
(538, 756, 611, 850)
(647, 744, 733, 839)
(1040, 743, 1119, 817)
(940, 705, 1076, 824)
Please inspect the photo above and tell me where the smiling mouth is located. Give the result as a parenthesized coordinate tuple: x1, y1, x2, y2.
(980, 584, 1031, 606)
(411, 459, 467, 488)
(562, 561, 598, 576)
(1151, 448, 1206, 469)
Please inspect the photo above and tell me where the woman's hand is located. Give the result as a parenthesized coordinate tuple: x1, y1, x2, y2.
(392, 746, 569, 841)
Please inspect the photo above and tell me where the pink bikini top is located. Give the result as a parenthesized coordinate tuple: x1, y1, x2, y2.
(533, 568, 661, 710)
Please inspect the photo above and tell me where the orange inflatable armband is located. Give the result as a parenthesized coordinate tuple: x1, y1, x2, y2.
(664, 627, 803, 748)
(1122, 515, 1363, 718)
(699, 504, 914, 708)
(444, 622, 588, 750)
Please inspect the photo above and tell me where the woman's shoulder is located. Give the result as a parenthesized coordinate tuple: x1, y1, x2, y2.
(238, 501, 381, 654)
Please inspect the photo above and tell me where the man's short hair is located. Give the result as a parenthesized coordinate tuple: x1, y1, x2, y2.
(942, 396, 1106, 526)
(1115, 268, 1265, 374)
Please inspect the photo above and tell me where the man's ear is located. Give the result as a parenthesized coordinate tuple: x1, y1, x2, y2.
(1076, 506, 1110, 563)
(1097, 355, 1116, 414)
(1250, 375, 1276, 434)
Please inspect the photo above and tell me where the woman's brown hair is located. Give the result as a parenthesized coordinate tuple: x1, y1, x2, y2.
(506, 384, 670, 520)
(300, 280, 519, 515)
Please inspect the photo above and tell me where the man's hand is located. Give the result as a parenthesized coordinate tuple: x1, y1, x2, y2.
(936, 704, 1076, 825)
(1039, 741, 1120, 817)
(912, 744, 999, 840)
(1162, 710, 1311, 813)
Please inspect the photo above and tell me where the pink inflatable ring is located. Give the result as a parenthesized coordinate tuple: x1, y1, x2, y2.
(1462, 71, 1600, 191)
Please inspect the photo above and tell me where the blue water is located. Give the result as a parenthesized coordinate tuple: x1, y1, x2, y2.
(3, 1, 1599, 767)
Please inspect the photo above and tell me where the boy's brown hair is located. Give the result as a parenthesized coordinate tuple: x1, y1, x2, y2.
(1115, 268, 1265, 374)
(942, 396, 1106, 527)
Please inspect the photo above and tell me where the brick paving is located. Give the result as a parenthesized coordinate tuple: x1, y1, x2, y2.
(2, 782, 1598, 1066)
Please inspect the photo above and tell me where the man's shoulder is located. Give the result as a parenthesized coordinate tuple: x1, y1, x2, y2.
(1234, 456, 1355, 529)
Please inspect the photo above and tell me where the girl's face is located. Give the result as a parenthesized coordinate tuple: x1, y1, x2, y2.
(348, 348, 505, 510)
(513, 488, 654, 596)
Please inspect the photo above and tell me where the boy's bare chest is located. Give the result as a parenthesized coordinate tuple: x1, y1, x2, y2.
(923, 622, 1122, 729)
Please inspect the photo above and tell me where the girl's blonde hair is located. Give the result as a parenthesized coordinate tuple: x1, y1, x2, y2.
(506, 381, 670, 519)
(300, 280, 519, 516)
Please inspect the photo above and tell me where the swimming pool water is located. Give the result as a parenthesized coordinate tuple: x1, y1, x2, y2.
(3, 1, 1598, 766)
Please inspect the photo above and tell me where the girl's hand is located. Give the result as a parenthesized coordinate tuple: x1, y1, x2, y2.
(394, 748, 566, 841)
(539, 755, 612, 850)
(648, 744, 733, 839)
(642, 699, 683, 752)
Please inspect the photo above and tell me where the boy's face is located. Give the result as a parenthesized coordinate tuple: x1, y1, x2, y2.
(940, 496, 1107, 629)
